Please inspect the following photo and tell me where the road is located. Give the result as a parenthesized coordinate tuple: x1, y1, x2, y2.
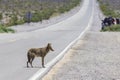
(0, 0, 95, 80)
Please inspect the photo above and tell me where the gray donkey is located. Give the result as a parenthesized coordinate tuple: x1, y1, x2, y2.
(27, 43, 54, 68)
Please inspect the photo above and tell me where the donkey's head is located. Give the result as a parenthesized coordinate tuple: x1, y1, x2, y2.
(47, 43, 54, 51)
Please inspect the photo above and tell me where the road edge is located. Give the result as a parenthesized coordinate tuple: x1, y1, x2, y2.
(29, 0, 94, 80)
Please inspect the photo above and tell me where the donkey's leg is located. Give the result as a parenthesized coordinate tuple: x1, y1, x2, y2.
(30, 56, 35, 68)
(42, 57, 45, 68)
(27, 61, 29, 68)
(27, 54, 31, 68)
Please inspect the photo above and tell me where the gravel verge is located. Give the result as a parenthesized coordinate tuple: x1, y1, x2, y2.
(42, 32, 120, 80)
(41, 0, 120, 80)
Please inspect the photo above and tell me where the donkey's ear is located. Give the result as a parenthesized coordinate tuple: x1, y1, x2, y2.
(48, 43, 51, 45)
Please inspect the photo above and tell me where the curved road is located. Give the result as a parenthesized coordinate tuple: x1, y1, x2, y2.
(0, 0, 96, 80)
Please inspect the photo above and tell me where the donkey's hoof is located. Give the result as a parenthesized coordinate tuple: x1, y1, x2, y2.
(27, 65, 29, 67)
(42, 66, 45, 68)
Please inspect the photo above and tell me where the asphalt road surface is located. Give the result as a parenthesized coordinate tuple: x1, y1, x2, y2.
(0, 0, 95, 80)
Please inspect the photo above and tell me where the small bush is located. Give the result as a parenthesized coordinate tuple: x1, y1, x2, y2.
(17, 19, 25, 25)
(101, 25, 120, 32)
(0, 25, 15, 33)
(41, 9, 54, 20)
(8, 14, 18, 26)
(100, 4, 115, 16)
(31, 9, 54, 22)
(0, 13, 2, 20)
(58, 7, 66, 13)
(31, 12, 42, 22)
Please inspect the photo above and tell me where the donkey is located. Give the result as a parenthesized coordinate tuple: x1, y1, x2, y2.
(27, 43, 54, 68)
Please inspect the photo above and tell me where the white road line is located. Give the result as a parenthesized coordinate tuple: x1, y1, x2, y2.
(29, 0, 95, 80)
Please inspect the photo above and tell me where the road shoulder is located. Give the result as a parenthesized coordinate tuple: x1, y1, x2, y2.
(42, 32, 120, 80)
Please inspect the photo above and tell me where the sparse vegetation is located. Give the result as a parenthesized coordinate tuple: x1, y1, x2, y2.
(98, 0, 120, 17)
(0, 0, 81, 27)
(99, 4, 116, 17)
(101, 25, 120, 32)
(0, 25, 15, 33)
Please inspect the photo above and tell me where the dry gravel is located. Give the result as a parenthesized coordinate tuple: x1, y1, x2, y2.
(42, 32, 120, 80)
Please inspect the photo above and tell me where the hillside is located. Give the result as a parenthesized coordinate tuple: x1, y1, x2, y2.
(0, 0, 77, 13)
(99, 0, 120, 11)
(0, 0, 81, 27)
(98, 0, 120, 17)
